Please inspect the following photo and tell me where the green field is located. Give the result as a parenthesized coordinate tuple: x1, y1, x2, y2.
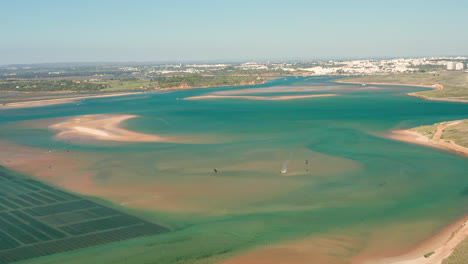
(441, 120, 468, 147)
(338, 71, 468, 101)
(443, 236, 468, 264)
(409, 120, 468, 148)
(410, 124, 438, 139)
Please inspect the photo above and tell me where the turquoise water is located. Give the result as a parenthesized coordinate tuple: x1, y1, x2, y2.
(0, 76, 467, 263)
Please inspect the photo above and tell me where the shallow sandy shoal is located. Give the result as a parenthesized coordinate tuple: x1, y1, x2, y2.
(1, 92, 144, 109)
(184, 94, 338, 101)
(49, 114, 174, 143)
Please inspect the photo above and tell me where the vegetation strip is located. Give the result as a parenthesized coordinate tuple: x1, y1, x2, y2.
(0, 166, 169, 264)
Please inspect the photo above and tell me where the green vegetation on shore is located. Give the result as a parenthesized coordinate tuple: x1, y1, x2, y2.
(440, 120, 468, 147)
(424, 251, 435, 258)
(0, 79, 152, 92)
(410, 120, 468, 148)
(150, 75, 264, 89)
(339, 72, 468, 101)
(443, 236, 468, 264)
(0, 76, 265, 93)
(411, 124, 438, 139)
(0, 80, 108, 92)
(348, 71, 468, 263)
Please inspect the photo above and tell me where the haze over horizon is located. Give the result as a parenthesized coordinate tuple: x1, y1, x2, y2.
(1, 0, 467, 64)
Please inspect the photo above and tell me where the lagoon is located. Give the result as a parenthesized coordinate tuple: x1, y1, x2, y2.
(0, 76, 467, 263)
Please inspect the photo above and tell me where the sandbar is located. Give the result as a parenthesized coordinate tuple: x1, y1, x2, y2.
(211, 86, 332, 95)
(335, 80, 444, 90)
(334, 79, 462, 103)
(184, 94, 338, 101)
(388, 120, 468, 157)
(0, 92, 144, 110)
(50, 114, 176, 143)
(220, 236, 354, 264)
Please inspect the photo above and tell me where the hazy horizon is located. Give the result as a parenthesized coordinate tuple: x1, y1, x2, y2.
(2, 54, 468, 67)
(1, 0, 467, 65)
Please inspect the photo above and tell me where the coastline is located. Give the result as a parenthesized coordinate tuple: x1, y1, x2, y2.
(184, 94, 338, 101)
(218, 217, 467, 264)
(0, 76, 464, 264)
(160, 78, 271, 91)
(374, 217, 468, 264)
(405, 93, 468, 104)
(48, 114, 223, 144)
(334, 79, 444, 90)
(337, 77, 468, 262)
(0, 78, 275, 109)
(0, 92, 145, 110)
(387, 120, 468, 157)
(334, 79, 468, 103)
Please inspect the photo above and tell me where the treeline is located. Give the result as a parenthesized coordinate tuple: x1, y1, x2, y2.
(0, 71, 135, 79)
(0, 80, 107, 92)
(150, 75, 263, 88)
(206, 68, 287, 76)
(0, 76, 264, 92)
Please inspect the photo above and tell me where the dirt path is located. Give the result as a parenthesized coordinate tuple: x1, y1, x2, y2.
(429, 120, 468, 155)
(389, 120, 468, 157)
(432, 121, 461, 142)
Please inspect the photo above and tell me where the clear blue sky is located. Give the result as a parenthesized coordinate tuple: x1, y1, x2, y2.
(1, 0, 467, 64)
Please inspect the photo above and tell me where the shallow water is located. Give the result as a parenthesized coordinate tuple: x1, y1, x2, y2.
(0, 76, 467, 263)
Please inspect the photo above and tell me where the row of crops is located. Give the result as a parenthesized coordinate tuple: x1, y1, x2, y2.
(0, 167, 169, 264)
(0, 223, 168, 264)
(40, 206, 120, 226)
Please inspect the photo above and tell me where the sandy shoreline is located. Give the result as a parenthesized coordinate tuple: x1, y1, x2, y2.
(160, 79, 270, 91)
(388, 121, 468, 157)
(406, 93, 468, 104)
(50, 114, 177, 143)
(335, 80, 444, 90)
(184, 94, 338, 101)
(376, 217, 468, 264)
(218, 217, 467, 264)
(0, 92, 144, 110)
(333, 79, 468, 104)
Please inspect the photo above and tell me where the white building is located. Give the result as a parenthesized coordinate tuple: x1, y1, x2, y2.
(455, 62, 464, 71)
(447, 62, 456, 70)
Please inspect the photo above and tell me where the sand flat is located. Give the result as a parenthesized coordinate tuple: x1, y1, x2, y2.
(336, 80, 444, 90)
(1, 92, 144, 109)
(212, 86, 333, 95)
(184, 94, 338, 101)
(49, 114, 175, 143)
